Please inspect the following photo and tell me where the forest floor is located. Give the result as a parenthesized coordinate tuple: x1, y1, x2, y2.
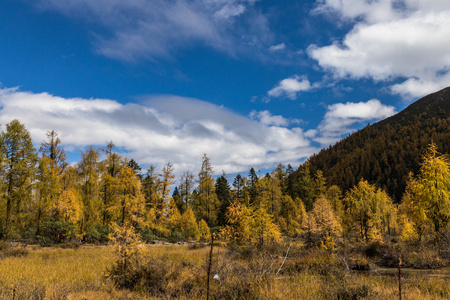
(0, 241, 449, 299)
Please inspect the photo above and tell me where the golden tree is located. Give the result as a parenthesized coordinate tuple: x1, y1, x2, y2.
(401, 144, 450, 244)
(251, 204, 282, 249)
(116, 166, 146, 227)
(193, 154, 219, 227)
(343, 180, 395, 241)
(198, 219, 211, 241)
(51, 188, 83, 226)
(0, 120, 38, 237)
(309, 196, 342, 250)
(279, 195, 304, 237)
(180, 208, 200, 240)
(220, 200, 252, 245)
(78, 146, 102, 233)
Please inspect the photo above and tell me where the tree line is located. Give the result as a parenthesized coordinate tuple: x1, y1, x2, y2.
(0, 119, 448, 248)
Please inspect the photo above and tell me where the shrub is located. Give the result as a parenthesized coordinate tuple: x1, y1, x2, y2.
(168, 230, 185, 243)
(84, 223, 110, 244)
(39, 217, 76, 244)
(139, 226, 158, 243)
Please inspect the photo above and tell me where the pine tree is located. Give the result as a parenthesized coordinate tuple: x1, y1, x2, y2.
(232, 174, 243, 202)
(297, 163, 315, 211)
(248, 167, 259, 204)
(172, 187, 182, 213)
(179, 171, 195, 213)
(141, 165, 158, 212)
(215, 173, 232, 227)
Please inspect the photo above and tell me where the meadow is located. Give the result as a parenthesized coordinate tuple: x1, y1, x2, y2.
(0, 241, 448, 299)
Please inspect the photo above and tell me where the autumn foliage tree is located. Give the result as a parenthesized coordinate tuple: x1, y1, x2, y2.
(343, 179, 396, 242)
(0, 120, 38, 238)
(401, 144, 450, 244)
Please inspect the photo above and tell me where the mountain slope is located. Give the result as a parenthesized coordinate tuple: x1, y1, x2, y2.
(299, 87, 450, 202)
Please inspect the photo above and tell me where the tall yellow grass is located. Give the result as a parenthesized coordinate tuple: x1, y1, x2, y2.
(0, 243, 448, 299)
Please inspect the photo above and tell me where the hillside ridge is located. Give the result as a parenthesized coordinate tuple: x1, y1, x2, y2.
(297, 86, 450, 202)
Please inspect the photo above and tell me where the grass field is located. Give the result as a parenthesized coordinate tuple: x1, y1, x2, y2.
(0, 242, 448, 299)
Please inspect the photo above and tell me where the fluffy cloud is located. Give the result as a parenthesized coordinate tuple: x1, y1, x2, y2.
(268, 75, 313, 100)
(0, 87, 316, 175)
(315, 99, 396, 145)
(310, 0, 450, 99)
(249, 110, 298, 127)
(35, 0, 270, 61)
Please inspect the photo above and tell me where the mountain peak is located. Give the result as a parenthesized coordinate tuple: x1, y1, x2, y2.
(380, 86, 450, 126)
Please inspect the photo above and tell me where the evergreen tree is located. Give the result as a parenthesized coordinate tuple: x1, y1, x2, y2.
(297, 163, 315, 211)
(232, 173, 243, 202)
(215, 173, 232, 227)
(172, 186, 182, 213)
(141, 165, 157, 212)
(126, 158, 142, 176)
(179, 171, 195, 213)
(248, 167, 259, 204)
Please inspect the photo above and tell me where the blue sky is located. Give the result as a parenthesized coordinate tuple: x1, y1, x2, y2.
(1, 0, 449, 177)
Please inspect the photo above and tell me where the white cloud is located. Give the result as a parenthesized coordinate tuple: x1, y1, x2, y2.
(269, 43, 286, 52)
(35, 0, 271, 61)
(0, 87, 316, 175)
(315, 99, 396, 145)
(268, 75, 313, 100)
(249, 110, 292, 126)
(310, 0, 450, 100)
(390, 72, 450, 99)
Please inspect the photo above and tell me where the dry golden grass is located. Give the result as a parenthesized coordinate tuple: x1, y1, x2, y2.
(0, 242, 448, 299)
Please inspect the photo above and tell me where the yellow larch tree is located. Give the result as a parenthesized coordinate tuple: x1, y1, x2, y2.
(180, 208, 200, 240)
(401, 144, 450, 244)
(116, 166, 146, 228)
(309, 196, 342, 250)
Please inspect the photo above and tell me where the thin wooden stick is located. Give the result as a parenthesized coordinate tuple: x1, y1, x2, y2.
(398, 254, 402, 300)
(207, 233, 215, 300)
(276, 244, 291, 276)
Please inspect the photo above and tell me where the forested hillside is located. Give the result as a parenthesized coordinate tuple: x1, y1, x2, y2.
(298, 87, 450, 202)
